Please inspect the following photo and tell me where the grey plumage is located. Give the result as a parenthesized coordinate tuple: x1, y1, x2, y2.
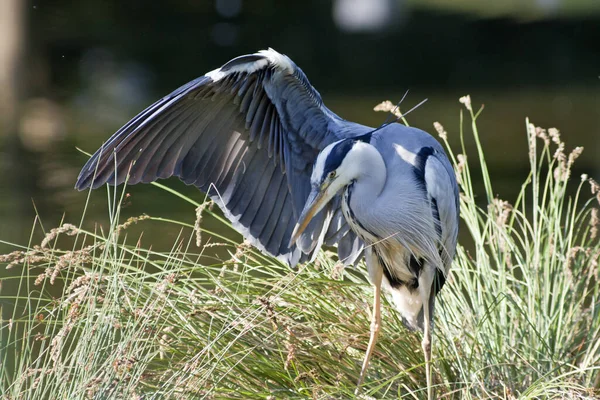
(76, 49, 459, 398)
(294, 124, 458, 398)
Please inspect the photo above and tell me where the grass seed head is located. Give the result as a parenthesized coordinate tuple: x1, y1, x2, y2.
(456, 154, 467, 183)
(591, 208, 599, 240)
(373, 100, 403, 118)
(194, 200, 213, 247)
(115, 214, 150, 235)
(433, 121, 448, 140)
(40, 223, 79, 248)
(459, 95, 472, 111)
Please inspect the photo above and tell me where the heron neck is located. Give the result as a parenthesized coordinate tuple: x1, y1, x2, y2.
(348, 143, 386, 199)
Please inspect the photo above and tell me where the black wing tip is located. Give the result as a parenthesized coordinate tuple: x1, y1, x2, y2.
(74, 153, 99, 190)
(75, 171, 116, 191)
(74, 181, 87, 191)
(74, 171, 99, 191)
(74, 161, 93, 190)
(74, 155, 112, 191)
(74, 69, 217, 193)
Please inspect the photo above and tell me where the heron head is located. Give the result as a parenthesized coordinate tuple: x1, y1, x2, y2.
(290, 138, 364, 246)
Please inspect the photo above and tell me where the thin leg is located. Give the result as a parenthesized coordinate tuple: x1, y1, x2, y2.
(355, 264, 383, 393)
(422, 297, 433, 400)
(419, 267, 436, 400)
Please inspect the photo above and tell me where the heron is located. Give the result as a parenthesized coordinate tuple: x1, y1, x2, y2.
(76, 49, 459, 398)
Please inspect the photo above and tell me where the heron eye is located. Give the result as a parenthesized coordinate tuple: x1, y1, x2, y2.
(328, 171, 336, 179)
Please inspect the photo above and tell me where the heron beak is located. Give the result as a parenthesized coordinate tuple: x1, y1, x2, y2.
(289, 185, 331, 248)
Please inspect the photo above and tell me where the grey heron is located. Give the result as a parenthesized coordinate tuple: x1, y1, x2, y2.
(76, 49, 459, 398)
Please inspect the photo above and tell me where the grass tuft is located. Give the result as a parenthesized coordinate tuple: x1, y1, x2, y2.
(1, 98, 599, 399)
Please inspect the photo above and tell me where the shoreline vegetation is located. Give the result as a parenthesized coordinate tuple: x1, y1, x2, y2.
(1, 97, 599, 399)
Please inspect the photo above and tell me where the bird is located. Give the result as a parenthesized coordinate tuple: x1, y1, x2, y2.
(75, 48, 459, 398)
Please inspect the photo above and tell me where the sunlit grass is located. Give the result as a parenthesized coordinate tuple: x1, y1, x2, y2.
(1, 98, 599, 399)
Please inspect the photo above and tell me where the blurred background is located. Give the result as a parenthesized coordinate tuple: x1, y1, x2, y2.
(0, 0, 599, 253)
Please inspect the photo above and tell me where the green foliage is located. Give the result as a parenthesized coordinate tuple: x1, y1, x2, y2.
(1, 98, 599, 399)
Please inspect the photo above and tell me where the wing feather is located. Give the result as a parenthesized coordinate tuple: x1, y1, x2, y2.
(76, 49, 369, 266)
(424, 153, 460, 269)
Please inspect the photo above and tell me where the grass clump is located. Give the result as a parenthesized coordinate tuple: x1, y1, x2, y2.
(1, 97, 599, 399)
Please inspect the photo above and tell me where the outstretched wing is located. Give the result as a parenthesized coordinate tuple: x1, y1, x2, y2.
(76, 49, 368, 266)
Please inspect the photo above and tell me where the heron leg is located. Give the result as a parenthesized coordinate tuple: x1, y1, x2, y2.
(356, 262, 383, 392)
(419, 266, 436, 400)
(422, 299, 432, 400)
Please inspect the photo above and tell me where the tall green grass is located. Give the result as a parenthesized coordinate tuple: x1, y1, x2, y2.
(1, 97, 598, 399)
